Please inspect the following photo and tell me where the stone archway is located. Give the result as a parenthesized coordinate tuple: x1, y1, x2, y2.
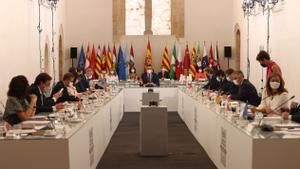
(234, 24, 241, 70)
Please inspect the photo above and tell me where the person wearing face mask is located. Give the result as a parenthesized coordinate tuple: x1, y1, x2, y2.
(225, 68, 239, 95)
(76, 68, 93, 93)
(215, 69, 231, 94)
(107, 70, 119, 83)
(229, 70, 260, 106)
(51, 73, 80, 103)
(28, 73, 64, 114)
(251, 74, 288, 115)
(203, 68, 220, 91)
(256, 50, 282, 80)
(158, 65, 170, 80)
(129, 67, 138, 81)
(141, 65, 160, 87)
(179, 69, 193, 83)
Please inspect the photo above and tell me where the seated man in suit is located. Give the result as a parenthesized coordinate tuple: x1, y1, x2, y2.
(229, 70, 261, 106)
(76, 68, 93, 93)
(158, 65, 170, 80)
(215, 69, 231, 94)
(29, 73, 64, 114)
(203, 68, 220, 91)
(141, 65, 160, 87)
(225, 68, 239, 95)
(51, 73, 80, 103)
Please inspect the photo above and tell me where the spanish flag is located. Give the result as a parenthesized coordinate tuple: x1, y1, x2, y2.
(144, 40, 153, 72)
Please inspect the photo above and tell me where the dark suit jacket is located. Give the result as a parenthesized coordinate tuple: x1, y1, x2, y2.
(230, 80, 261, 106)
(28, 84, 56, 113)
(76, 75, 90, 93)
(158, 71, 170, 79)
(219, 79, 232, 94)
(203, 76, 220, 91)
(141, 72, 160, 87)
(51, 81, 78, 103)
(228, 81, 239, 95)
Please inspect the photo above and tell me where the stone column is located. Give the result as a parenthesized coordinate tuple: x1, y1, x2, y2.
(144, 0, 153, 35)
(171, 0, 184, 38)
(113, 0, 125, 42)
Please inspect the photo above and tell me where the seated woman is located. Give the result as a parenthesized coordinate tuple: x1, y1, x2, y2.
(251, 74, 289, 115)
(3, 75, 37, 125)
(128, 67, 138, 81)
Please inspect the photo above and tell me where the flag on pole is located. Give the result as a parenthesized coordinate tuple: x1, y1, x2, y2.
(183, 45, 191, 70)
(95, 46, 102, 78)
(209, 44, 214, 68)
(77, 45, 85, 70)
(170, 44, 177, 80)
(196, 42, 203, 70)
(215, 42, 221, 70)
(107, 45, 113, 71)
(162, 47, 171, 72)
(85, 44, 90, 69)
(117, 46, 126, 81)
(112, 44, 117, 70)
(144, 40, 153, 72)
(176, 45, 183, 80)
(124, 45, 129, 79)
(201, 43, 209, 69)
(129, 44, 135, 69)
(101, 45, 107, 71)
(89, 45, 96, 72)
(190, 47, 197, 77)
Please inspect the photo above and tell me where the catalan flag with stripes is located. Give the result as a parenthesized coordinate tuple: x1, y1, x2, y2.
(95, 46, 102, 78)
(107, 45, 113, 71)
(162, 47, 170, 72)
(112, 44, 117, 70)
(144, 40, 153, 72)
(190, 47, 197, 77)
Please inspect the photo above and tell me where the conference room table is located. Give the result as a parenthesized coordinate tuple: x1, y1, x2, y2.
(0, 84, 300, 169)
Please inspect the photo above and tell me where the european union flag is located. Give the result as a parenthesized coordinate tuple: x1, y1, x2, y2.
(117, 46, 126, 81)
(77, 45, 85, 70)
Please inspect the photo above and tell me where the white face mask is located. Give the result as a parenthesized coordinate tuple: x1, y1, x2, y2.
(216, 77, 221, 82)
(69, 82, 73, 87)
(270, 82, 280, 90)
(197, 62, 201, 67)
(226, 76, 231, 82)
(198, 69, 203, 73)
(162, 68, 166, 72)
(233, 80, 239, 85)
(147, 69, 152, 74)
(131, 69, 135, 73)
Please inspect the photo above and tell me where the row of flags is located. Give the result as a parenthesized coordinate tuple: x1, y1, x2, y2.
(77, 41, 220, 81)
(77, 44, 135, 80)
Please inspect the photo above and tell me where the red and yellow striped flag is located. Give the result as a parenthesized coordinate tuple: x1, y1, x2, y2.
(162, 47, 170, 72)
(190, 47, 197, 77)
(106, 45, 113, 72)
(95, 46, 102, 78)
(144, 40, 153, 72)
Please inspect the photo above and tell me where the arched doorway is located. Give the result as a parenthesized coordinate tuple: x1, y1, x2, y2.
(44, 43, 51, 74)
(235, 24, 241, 70)
(59, 35, 64, 80)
